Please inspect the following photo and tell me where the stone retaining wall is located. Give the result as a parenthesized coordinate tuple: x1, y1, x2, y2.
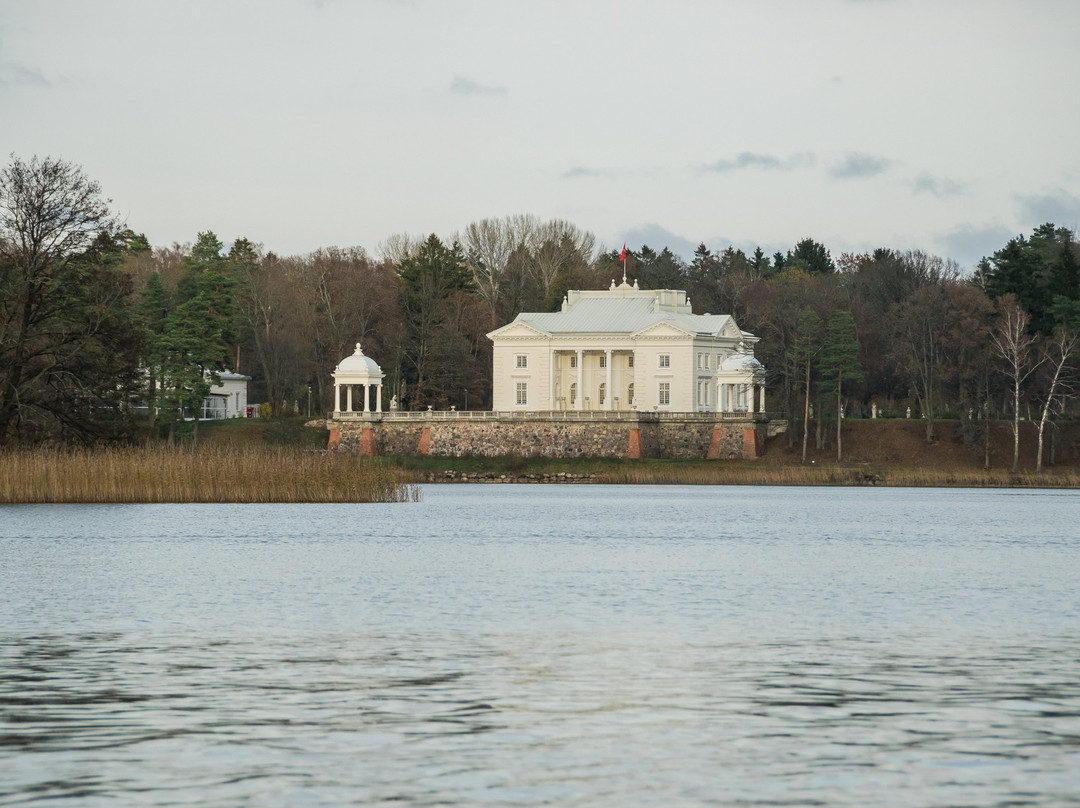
(328, 414, 768, 460)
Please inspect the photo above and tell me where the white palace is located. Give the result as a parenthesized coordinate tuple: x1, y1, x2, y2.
(486, 280, 766, 414)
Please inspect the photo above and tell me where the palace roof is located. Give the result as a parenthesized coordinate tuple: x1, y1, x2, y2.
(489, 283, 755, 340)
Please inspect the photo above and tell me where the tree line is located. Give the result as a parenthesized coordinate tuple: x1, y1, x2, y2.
(2, 156, 1078, 470)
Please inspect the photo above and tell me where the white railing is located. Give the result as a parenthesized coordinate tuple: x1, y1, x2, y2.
(331, 410, 771, 422)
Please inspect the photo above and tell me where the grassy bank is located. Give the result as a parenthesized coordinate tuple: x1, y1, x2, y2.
(0, 446, 418, 503)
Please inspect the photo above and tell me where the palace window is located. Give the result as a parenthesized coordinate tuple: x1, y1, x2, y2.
(570, 383, 577, 405)
(627, 383, 634, 405)
(570, 355, 577, 368)
(659, 382, 670, 406)
(516, 354, 527, 369)
(516, 382, 528, 406)
(599, 354, 606, 368)
(599, 383, 606, 405)
(658, 354, 670, 368)
(628, 355, 634, 368)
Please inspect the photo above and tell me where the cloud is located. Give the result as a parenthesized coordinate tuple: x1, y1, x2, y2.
(0, 61, 52, 88)
(1015, 188, 1080, 229)
(700, 152, 814, 173)
(829, 152, 893, 180)
(937, 223, 1017, 271)
(450, 75, 507, 96)
(561, 166, 615, 180)
(912, 172, 966, 197)
(616, 223, 699, 262)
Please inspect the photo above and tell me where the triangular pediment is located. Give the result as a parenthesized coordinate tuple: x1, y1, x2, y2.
(632, 320, 695, 339)
(487, 319, 551, 340)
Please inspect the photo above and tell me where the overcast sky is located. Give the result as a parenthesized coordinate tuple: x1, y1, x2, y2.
(3, 0, 1078, 270)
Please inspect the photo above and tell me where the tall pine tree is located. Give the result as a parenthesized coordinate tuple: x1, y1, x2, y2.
(818, 310, 863, 462)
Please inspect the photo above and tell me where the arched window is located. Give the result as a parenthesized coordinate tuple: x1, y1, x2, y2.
(627, 383, 634, 406)
(599, 382, 606, 405)
(570, 383, 577, 405)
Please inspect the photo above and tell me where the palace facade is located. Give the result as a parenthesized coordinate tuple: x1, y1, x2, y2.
(486, 280, 766, 414)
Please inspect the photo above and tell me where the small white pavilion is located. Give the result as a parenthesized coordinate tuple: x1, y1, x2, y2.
(332, 343, 385, 415)
(717, 347, 767, 413)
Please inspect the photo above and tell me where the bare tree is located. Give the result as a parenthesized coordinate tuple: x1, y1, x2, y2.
(526, 218, 596, 300)
(1034, 328, 1077, 473)
(376, 232, 421, 265)
(0, 155, 141, 444)
(456, 216, 523, 327)
(992, 296, 1042, 473)
(455, 215, 597, 324)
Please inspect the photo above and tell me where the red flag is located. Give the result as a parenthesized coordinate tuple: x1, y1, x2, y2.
(620, 244, 626, 262)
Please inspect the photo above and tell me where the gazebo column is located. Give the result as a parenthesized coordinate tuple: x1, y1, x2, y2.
(376, 383, 382, 413)
(346, 384, 353, 413)
(576, 349, 583, 411)
(362, 383, 369, 412)
(334, 382, 341, 415)
(759, 385, 766, 413)
(605, 349, 613, 410)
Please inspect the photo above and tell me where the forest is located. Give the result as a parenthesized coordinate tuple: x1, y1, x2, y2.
(2, 156, 1079, 471)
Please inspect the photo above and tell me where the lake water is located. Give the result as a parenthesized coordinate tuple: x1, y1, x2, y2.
(1, 485, 1079, 806)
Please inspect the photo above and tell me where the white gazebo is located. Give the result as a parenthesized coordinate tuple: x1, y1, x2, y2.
(717, 348, 766, 414)
(332, 343, 385, 415)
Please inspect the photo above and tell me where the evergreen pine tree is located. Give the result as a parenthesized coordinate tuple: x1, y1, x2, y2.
(818, 310, 863, 461)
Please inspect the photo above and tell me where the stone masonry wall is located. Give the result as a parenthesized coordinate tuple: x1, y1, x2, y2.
(333, 415, 766, 460)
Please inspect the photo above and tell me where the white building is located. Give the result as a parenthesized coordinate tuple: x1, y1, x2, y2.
(487, 280, 766, 413)
(202, 370, 252, 419)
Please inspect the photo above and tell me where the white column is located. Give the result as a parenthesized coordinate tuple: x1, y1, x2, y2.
(605, 349, 613, 411)
(335, 382, 341, 414)
(759, 385, 766, 413)
(550, 349, 556, 410)
(362, 383, 369, 412)
(346, 384, 353, 413)
(376, 383, 382, 413)
(576, 349, 583, 411)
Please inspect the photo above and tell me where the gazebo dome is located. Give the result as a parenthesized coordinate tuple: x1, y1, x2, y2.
(720, 354, 764, 375)
(333, 343, 384, 381)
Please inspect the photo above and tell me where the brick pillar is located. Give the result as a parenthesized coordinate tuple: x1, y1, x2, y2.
(327, 426, 341, 451)
(706, 427, 724, 459)
(358, 427, 377, 457)
(628, 428, 641, 459)
(417, 427, 431, 455)
(742, 427, 760, 460)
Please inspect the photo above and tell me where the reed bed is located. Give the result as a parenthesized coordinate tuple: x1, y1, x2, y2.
(0, 447, 418, 503)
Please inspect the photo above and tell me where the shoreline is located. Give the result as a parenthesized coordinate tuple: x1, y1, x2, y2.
(411, 466, 1079, 488)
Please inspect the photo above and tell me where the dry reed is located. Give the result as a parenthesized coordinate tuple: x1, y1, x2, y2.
(0, 447, 418, 503)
